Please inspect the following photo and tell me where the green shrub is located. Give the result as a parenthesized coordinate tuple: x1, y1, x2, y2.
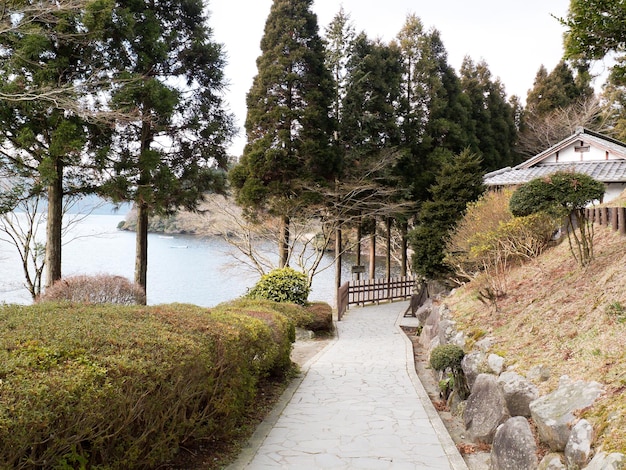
(430, 344, 465, 372)
(0, 302, 294, 469)
(446, 190, 557, 280)
(221, 298, 334, 335)
(246, 267, 310, 305)
(509, 171, 605, 267)
(429, 344, 469, 400)
(38, 274, 146, 305)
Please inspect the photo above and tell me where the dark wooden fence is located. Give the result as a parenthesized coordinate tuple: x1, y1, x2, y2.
(586, 207, 626, 235)
(336, 276, 416, 321)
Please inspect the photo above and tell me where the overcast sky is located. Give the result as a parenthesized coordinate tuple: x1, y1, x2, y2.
(209, 0, 572, 156)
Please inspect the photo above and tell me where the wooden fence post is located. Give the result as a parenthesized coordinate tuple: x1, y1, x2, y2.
(612, 207, 619, 231)
(620, 208, 626, 236)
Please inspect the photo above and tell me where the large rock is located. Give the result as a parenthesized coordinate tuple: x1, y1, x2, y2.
(497, 371, 539, 417)
(488, 353, 506, 375)
(564, 419, 593, 469)
(528, 364, 551, 382)
(437, 318, 458, 346)
(490, 417, 538, 470)
(475, 336, 496, 352)
(584, 452, 626, 470)
(529, 376, 603, 451)
(461, 350, 487, 389)
(415, 298, 433, 324)
(463, 373, 510, 443)
(538, 453, 566, 469)
(419, 305, 441, 350)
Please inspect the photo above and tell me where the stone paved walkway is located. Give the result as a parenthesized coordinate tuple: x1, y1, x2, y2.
(228, 301, 468, 470)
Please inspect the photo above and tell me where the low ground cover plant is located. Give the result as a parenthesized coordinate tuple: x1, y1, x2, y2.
(0, 301, 296, 469)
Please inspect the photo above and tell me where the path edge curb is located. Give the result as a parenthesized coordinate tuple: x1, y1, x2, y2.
(396, 310, 470, 470)
(225, 324, 339, 470)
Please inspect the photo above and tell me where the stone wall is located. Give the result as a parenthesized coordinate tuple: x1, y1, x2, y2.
(416, 300, 625, 470)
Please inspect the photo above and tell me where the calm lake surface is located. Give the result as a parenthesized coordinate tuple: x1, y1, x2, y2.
(0, 214, 391, 307)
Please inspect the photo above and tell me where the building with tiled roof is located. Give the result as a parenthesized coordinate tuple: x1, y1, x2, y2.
(484, 127, 626, 202)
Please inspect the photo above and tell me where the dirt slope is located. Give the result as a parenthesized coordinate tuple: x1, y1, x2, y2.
(444, 225, 626, 454)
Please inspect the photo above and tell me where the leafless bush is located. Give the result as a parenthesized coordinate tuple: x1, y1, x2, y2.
(38, 274, 146, 305)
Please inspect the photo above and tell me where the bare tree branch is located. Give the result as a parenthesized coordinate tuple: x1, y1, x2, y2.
(518, 95, 611, 158)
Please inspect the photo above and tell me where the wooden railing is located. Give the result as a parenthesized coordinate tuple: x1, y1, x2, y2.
(336, 276, 416, 321)
(586, 207, 626, 235)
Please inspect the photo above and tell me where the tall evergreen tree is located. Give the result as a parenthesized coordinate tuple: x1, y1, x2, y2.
(229, 0, 336, 268)
(526, 61, 593, 116)
(100, 0, 234, 298)
(519, 61, 596, 157)
(459, 58, 519, 171)
(324, 7, 356, 138)
(409, 149, 485, 278)
(395, 18, 471, 203)
(341, 34, 402, 162)
(0, 0, 111, 288)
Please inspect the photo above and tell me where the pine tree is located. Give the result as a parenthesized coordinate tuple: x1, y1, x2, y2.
(229, 0, 336, 268)
(526, 61, 593, 116)
(341, 33, 402, 162)
(100, 0, 234, 298)
(324, 7, 356, 136)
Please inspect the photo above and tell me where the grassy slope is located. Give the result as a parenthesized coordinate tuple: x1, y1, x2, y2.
(444, 225, 626, 454)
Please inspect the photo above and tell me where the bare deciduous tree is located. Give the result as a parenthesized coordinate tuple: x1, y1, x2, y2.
(215, 150, 415, 288)
(518, 95, 611, 159)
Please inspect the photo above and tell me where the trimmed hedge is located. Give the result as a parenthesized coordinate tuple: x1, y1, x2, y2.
(221, 298, 333, 334)
(0, 301, 295, 469)
(246, 267, 310, 305)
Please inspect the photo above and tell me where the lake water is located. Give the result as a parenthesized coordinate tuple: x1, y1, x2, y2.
(0, 214, 393, 308)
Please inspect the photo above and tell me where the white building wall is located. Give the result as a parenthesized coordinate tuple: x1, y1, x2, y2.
(541, 142, 621, 164)
(604, 183, 626, 203)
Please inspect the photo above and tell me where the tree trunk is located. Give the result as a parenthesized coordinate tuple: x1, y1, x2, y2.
(279, 215, 290, 268)
(135, 119, 152, 304)
(385, 217, 392, 280)
(369, 232, 376, 280)
(356, 218, 362, 281)
(401, 221, 408, 277)
(44, 160, 63, 289)
(135, 202, 149, 304)
(335, 225, 342, 288)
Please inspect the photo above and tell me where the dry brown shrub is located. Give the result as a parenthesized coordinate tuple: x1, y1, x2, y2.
(38, 274, 146, 305)
(445, 189, 514, 281)
(446, 189, 557, 309)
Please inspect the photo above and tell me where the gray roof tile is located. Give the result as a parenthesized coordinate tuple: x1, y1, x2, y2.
(484, 161, 626, 186)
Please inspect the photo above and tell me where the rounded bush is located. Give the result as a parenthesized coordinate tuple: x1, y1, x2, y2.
(246, 267, 310, 305)
(430, 344, 469, 399)
(429, 344, 465, 372)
